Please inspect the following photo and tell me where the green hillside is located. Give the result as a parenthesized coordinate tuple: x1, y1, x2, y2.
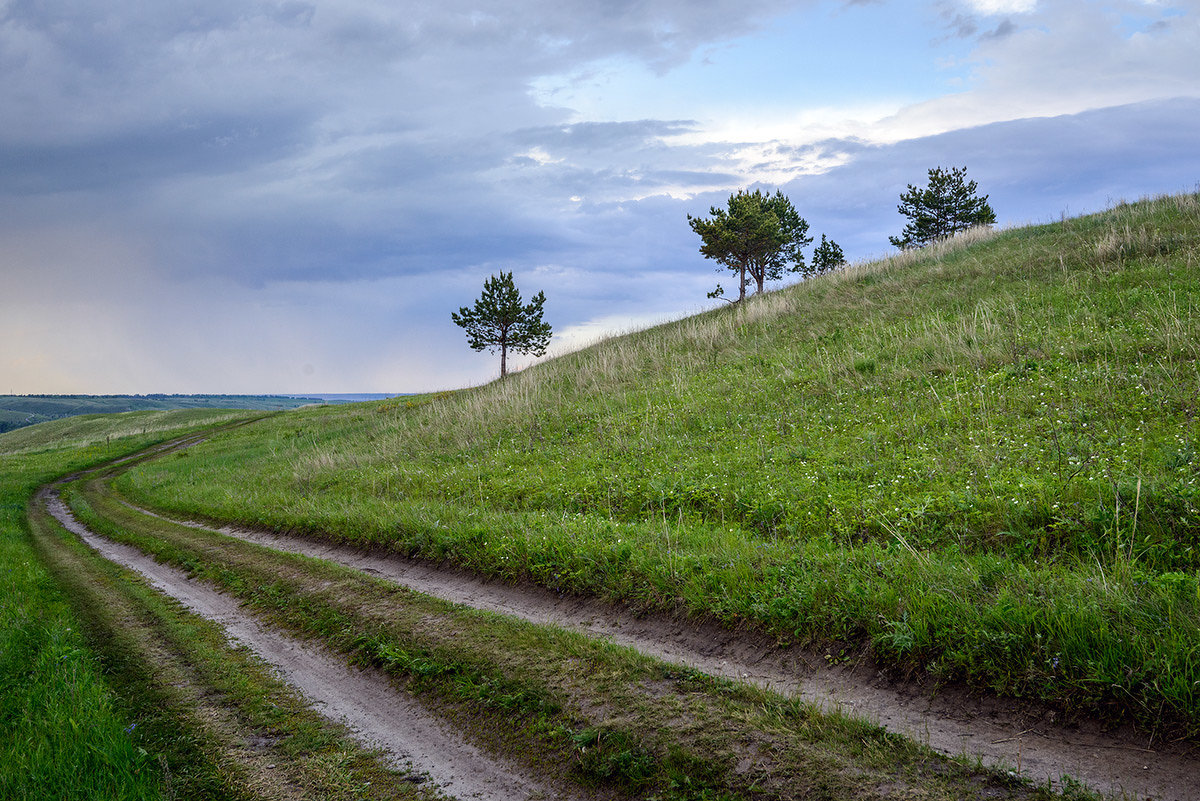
(120, 193, 1200, 736)
(0, 407, 261, 455)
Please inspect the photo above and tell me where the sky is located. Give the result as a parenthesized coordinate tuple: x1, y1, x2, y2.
(2, 0, 1198, 393)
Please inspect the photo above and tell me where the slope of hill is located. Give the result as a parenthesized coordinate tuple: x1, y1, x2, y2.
(120, 193, 1200, 737)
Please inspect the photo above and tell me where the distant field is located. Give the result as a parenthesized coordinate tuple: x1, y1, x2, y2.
(0, 394, 325, 434)
(0, 407, 268, 455)
(119, 192, 1200, 739)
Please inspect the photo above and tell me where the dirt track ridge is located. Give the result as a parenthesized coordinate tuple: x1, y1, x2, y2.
(43, 489, 564, 801)
(131, 503, 1200, 801)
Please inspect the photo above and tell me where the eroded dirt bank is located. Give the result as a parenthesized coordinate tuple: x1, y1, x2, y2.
(43, 490, 565, 801)
(136, 505, 1200, 801)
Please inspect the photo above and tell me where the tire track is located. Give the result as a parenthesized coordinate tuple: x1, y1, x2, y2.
(129, 500, 1200, 801)
(42, 488, 567, 801)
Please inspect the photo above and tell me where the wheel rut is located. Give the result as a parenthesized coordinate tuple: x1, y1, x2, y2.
(131, 500, 1200, 801)
(42, 488, 566, 801)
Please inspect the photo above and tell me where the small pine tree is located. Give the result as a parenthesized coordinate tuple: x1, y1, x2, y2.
(811, 234, 846, 275)
(451, 272, 551, 378)
(889, 166, 996, 250)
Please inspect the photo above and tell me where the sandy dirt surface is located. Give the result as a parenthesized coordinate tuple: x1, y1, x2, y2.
(137, 509, 1200, 801)
(43, 490, 566, 801)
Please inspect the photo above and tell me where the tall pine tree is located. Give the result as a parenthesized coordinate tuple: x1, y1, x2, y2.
(689, 189, 812, 301)
(451, 272, 551, 378)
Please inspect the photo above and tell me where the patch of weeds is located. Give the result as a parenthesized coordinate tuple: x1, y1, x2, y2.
(570, 727, 737, 799)
(852, 358, 876, 375)
(571, 726, 657, 789)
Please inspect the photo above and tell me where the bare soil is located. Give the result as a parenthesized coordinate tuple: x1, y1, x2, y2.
(136, 506, 1200, 801)
(43, 489, 566, 801)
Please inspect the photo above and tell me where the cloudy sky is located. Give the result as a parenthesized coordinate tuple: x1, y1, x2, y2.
(2, 0, 1198, 393)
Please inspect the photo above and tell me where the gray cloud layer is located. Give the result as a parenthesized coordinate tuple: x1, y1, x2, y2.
(2, 1, 1197, 392)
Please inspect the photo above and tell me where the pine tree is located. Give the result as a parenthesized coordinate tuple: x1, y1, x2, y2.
(451, 272, 551, 378)
(688, 189, 812, 301)
(811, 234, 846, 275)
(889, 166, 996, 250)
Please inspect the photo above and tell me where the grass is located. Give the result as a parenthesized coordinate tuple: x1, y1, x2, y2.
(0, 409, 260, 800)
(119, 194, 1200, 738)
(4, 409, 433, 800)
(71, 462, 1082, 800)
(29, 490, 427, 801)
(0, 407, 257, 455)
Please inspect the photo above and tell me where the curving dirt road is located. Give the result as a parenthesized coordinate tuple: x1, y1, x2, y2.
(131, 503, 1200, 801)
(43, 489, 567, 801)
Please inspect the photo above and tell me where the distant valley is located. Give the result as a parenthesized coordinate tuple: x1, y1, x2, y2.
(0, 394, 327, 433)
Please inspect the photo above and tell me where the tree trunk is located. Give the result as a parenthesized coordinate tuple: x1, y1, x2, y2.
(738, 263, 747, 302)
(500, 343, 508, 377)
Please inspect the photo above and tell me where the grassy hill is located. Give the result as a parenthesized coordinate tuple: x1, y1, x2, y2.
(119, 193, 1200, 737)
(0, 407, 265, 455)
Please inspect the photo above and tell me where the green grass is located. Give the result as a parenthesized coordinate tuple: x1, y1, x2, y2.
(71, 466, 1080, 801)
(119, 193, 1200, 737)
(0, 525, 156, 800)
(0, 409, 260, 800)
(0, 407, 262, 455)
(28, 489, 427, 801)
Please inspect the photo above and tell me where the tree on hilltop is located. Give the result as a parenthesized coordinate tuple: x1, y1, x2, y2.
(689, 189, 813, 302)
(451, 272, 551, 378)
(811, 234, 846, 274)
(889, 166, 996, 250)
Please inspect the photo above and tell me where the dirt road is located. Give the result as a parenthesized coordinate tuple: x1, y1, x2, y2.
(44, 489, 567, 801)
(141, 506, 1200, 801)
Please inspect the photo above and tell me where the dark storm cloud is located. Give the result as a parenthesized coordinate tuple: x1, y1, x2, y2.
(981, 19, 1018, 40)
(0, 111, 310, 195)
(0, 0, 809, 292)
(0, 0, 803, 144)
